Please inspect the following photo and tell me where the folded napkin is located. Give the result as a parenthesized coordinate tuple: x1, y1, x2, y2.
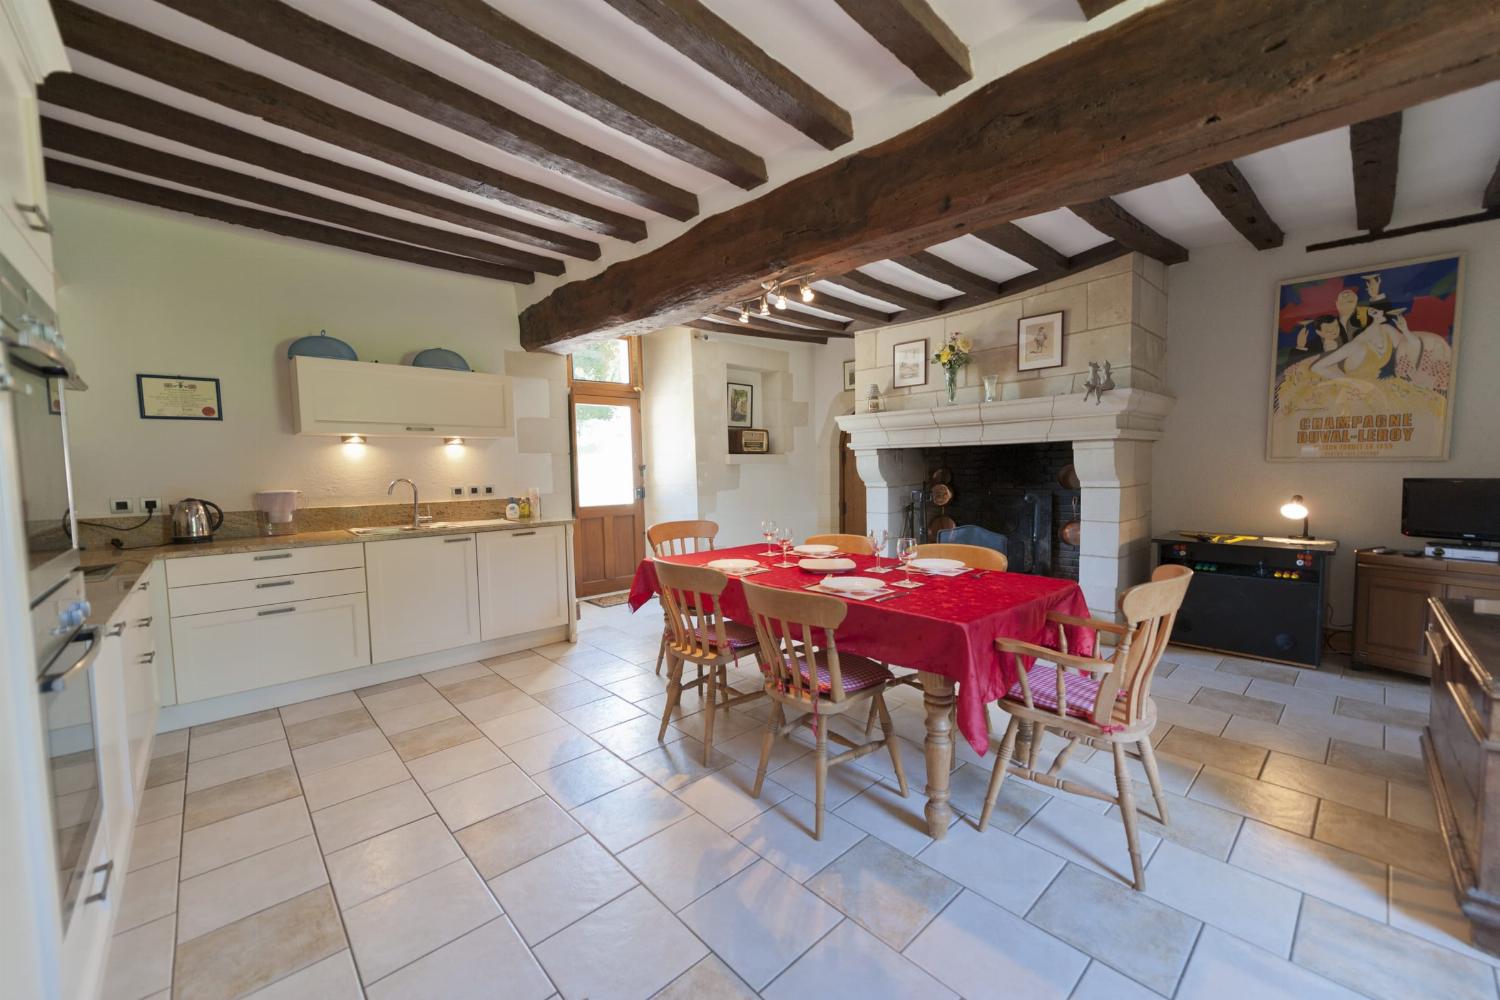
(724, 566, 770, 577)
(804, 583, 893, 600)
(913, 566, 970, 577)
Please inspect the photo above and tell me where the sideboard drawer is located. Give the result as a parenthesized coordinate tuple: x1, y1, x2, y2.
(165, 543, 364, 588)
(168, 567, 367, 618)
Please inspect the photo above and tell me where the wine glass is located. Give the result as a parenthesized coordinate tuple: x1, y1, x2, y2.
(866, 527, 888, 572)
(776, 527, 795, 567)
(896, 536, 919, 587)
(761, 519, 778, 556)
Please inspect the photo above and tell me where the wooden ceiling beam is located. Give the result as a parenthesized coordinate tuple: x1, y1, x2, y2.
(53, 1, 646, 241)
(686, 318, 827, 345)
(831, 0, 971, 95)
(1350, 112, 1403, 232)
(970, 223, 1070, 279)
(1190, 161, 1283, 249)
(47, 159, 532, 282)
(822, 271, 946, 315)
(893, 251, 999, 298)
(39, 75, 594, 262)
(602, 0, 852, 149)
(42, 119, 542, 278)
(1077, 0, 1130, 17)
(520, 0, 1500, 349)
(371, 0, 766, 190)
(153, 0, 696, 222)
(1487, 157, 1500, 211)
(802, 287, 899, 324)
(709, 311, 851, 338)
(1069, 198, 1189, 264)
(714, 307, 850, 333)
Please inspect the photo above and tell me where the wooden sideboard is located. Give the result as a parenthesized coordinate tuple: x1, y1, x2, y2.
(1424, 597, 1500, 955)
(1354, 550, 1500, 676)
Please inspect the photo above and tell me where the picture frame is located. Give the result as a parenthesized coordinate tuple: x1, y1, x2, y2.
(842, 359, 856, 391)
(727, 381, 753, 427)
(892, 339, 928, 388)
(1017, 312, 1064, 371)
(1266, 252, 1463, 461)
(136, 373, 224, 421)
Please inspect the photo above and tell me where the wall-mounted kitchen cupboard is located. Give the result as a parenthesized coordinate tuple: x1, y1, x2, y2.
(0, 0, 66, 308)
(290, 355, 513, 438)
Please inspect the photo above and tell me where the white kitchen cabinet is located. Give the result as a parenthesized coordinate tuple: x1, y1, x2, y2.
(291, 355, 512, 438)
(478, 525, 569, 640)
(0, 0, 66, 306)
(171, 593, 371, 703)
(366, 533, 482, 662)
(115, 584, 159, 796)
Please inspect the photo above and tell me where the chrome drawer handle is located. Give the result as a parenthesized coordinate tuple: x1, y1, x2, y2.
(106, 622, 126, 638)
(257, 606, 296, 617)
(253, 553, 293, 561)
(444, 536, 471, 543)
(136, 580, 150, 592)
(405, 425, 436, 432)
(135, 616, 152, 628)
(140, 651, 155, 664)
(255, 579, 295, 589)
(510, 531, 536, 537)
(15, 200, 52, 233)
(84, 860, 113, 904)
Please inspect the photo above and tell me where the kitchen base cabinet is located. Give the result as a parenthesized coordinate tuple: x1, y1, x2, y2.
(170, 593, 371, 703)
(365, 533, 482, 662)
(1355, 551, 1500, 676)
(478, 524, 569, 640)
(116, 582, 159, 796)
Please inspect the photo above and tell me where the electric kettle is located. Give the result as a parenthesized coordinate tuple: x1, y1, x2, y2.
(171, 498, 224, 544)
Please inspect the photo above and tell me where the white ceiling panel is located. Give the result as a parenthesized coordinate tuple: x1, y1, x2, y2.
(1234, 126, 1354, 236)
(811, 279, 901, 312)
(1112, 175, 1239, 249)
(925, 234, 1035, 283)
(859, 260, 962, 300)
(1013, 208, 1111, 257)
(1392, 81, 1500, 225)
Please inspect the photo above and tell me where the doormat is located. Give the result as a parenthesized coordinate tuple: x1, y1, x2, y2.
(585, 592, 631, 608)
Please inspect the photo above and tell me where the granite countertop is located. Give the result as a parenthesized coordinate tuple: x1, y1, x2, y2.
(81, 516, 575, 625)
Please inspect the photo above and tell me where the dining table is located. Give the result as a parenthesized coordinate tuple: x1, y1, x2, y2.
(627, 542, 1097, 839)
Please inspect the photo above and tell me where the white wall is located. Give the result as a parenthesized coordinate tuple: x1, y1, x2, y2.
(641, 327, 699, 526)
(1154, 222, 1500, 622)
(811, 338, 856, 532)
(49, 190, 572, 518)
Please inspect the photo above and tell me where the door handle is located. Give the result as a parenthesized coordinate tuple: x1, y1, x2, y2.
(14, 201, 51, 233)
(84, 860, 113, 904)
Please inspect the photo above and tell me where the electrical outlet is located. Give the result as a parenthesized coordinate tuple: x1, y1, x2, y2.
(483, 485, 495, 495)
(140, 498, 161, 515)
(468, 485, 481, 496)
(109, 497, 133, 514)
(450, 486, 464, 498)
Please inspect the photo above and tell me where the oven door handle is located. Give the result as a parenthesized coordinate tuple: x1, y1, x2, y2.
(38, 627, 99, 694)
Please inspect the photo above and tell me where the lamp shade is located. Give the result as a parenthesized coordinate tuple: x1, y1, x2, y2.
(1280, 495, 1309, 520)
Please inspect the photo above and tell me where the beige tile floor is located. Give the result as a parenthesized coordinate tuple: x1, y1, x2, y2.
(100, 599, 1499, 1000)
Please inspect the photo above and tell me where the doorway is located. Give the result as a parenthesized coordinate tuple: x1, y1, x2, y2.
(568, 338, 645, 597)
(838, 432, 866, 534)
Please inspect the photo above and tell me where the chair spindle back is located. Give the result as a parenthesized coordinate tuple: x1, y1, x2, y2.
(1091, 565, 1192, 724)
(911, 542, 1008, 572)
(743, 582, 853, 703)
(647, 520, 719, 557)
(654, 561, 732, 661)
(803, 533, 876, 555)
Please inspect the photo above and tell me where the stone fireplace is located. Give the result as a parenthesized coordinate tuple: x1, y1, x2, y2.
(835, 388, 1173, 618)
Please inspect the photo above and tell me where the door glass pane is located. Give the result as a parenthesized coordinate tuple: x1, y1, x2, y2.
(570, 339, 632, 384)
(575, 402, 635, 507)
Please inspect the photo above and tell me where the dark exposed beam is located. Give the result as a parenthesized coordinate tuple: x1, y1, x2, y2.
(1069, 198, 1189, 265)
(1077, 0, 1130, 17)
(1190, 161, 1283, 249)
(803, 287, 899, 325)
(1350, 112, 1402, 232)
(971, 223, 1070, 278)
(714, 307, 850, 334)
(39, 75, 592, 263)
(42, 119, 544, 278)
(1305, 208, 1500, 252)
(686, 319, 827, 345)
(520, 0, 1500, 349)
(831, 0, 971, 95)
(47, 159, 532, 282)
(53, 1, 646, 241)
(823, 271, 947, 315)
(371, 0, 765, 190)
(709, 311, 852, 338)
(602, 0, 852, 149)
(153, 0, 695, 222)
(893, 251, 998, 298)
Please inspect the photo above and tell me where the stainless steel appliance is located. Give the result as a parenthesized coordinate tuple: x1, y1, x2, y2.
(171, 497, 223, 543)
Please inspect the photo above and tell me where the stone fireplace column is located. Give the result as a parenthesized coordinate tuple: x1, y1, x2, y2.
(854, 448, 926, 544)
(1073, 439, 1154, 619)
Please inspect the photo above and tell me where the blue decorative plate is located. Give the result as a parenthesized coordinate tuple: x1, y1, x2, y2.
(411, 348, 471, 372)
(287, 330, 357, 361)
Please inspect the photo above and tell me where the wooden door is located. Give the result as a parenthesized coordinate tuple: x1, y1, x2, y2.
(838, 432, 866, 534)
(568, 338, 645, 597)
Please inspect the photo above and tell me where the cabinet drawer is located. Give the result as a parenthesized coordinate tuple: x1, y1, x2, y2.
(171, 592, 371, 703)
(169, 567, 366, 618)
(165, 543, 364, 588)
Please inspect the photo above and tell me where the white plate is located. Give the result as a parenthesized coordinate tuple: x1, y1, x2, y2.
(707, 558, 760, 573)
(818, 576, 884, 593)
(911, 557, 966, 572)
(799, 557, 855, 573)
(793, 544, 839, 556)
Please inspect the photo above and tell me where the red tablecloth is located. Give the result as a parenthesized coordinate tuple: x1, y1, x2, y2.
(627, 544, 1095, 755)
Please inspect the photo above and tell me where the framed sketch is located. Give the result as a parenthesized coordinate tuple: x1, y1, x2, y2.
(1267, 253, 1462, 461)
(1018, 312, 1064, 371)
(727, 381, 753, 427)
(892, 339, 928, 388)
(136, 374, 223, 421)
(842, 359, 856, 391)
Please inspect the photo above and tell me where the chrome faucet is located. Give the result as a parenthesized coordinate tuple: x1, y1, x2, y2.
(387, 478, 427, 529)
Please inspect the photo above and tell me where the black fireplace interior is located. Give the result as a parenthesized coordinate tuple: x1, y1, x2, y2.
(913, 443, 1080, 580)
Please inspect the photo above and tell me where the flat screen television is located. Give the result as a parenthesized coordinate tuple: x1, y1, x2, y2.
(1402, 478, 1500, 544)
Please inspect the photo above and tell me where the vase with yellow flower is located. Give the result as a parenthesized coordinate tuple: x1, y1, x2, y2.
(932, 333, 972, 405)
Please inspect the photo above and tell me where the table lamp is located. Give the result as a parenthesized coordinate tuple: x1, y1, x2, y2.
(1280, 494, 1311, 539)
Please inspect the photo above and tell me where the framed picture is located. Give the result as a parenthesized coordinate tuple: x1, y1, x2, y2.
(1267, 252, 1463, 461)
(892, 339, 927, 388)
(842, 359, 856, 391)
(136, 374, 223, 421)
(1018, 312, 1064, 371)
(727, 381, 753, 427)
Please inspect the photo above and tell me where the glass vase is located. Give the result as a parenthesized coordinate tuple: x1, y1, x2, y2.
(944, 366, 958, 405)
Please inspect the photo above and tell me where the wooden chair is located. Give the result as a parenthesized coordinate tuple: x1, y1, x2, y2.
(910, 542, 1008, 572)
(978, 565, 1193, 890)
(647, 520, 719, 675)
(654, 561, 763, 765)
(743, 581, 907, 839)
(803, 533, 875, 555)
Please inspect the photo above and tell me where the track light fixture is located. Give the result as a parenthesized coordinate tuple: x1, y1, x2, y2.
(734, 274, 817, 324)
(799, 281, 815, 303)
(738, 307, 750, 323)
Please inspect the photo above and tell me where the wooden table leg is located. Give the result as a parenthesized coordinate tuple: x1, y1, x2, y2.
(919, 672, 956, 839)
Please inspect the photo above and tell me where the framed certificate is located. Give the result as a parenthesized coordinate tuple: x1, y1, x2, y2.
(136, 374, 223, 421)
